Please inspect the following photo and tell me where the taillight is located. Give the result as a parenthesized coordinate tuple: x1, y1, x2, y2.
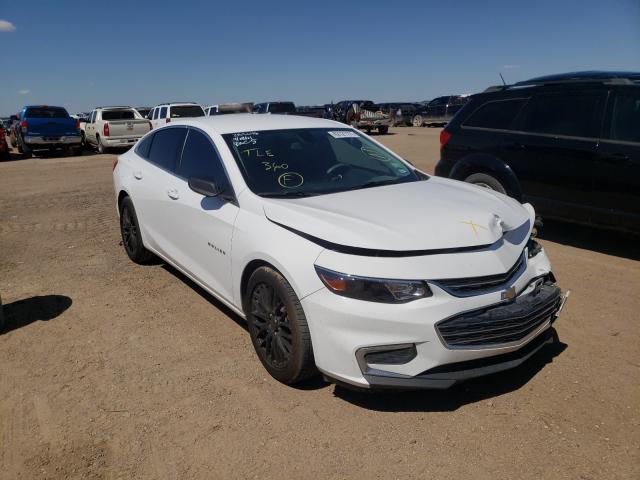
(355, 113, 361, 122)
(103, 123, 110, 137)
(76, 119, 80, 131)
(440, 130, 452, 150)
(20, 120, 27, 132)
(166, 117, 171, 123)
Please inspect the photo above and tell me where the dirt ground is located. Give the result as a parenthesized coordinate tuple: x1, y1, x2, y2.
(1, 127, 638, 479)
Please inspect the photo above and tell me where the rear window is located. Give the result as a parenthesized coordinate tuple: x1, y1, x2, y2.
(268, 103, 296, 114)
(24, 107, 69, 118)
(170, 106, 205, 118)
(102, 110, 135, 120)
(520, 94, 603, 138)
(463, 98, 528, 130)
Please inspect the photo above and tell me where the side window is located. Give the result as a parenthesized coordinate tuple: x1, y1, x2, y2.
(520, 94, 603, 138)
(147, 127, 186, 172)
(609, 92, 640, 143)
(151, 108, 157, 120)
(178, 129, 229, 188)
(160, 107, 168, 119)
(463, 98, 528, 130)
(135, 133, 154, 159)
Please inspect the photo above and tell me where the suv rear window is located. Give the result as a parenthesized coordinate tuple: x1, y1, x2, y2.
(24, 107, 68, 118)
(463, 98, 528, 130)
(170, 106, 205, 118)
(520, 94, 603, 138)
(102, 110, 135, 120)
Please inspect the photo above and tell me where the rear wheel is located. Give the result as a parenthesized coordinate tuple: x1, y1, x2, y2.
(378, 125, 389, 134)
(119, 197, 154, 264)
(245, 267, 316, 385)
(412, 115, 424, 127)
(464, 172, 507, 195)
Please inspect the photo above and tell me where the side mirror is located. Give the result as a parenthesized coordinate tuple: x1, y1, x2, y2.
(188, 177, 222, 197)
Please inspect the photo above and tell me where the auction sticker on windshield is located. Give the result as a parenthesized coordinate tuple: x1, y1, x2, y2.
(328, 130, 359, 139)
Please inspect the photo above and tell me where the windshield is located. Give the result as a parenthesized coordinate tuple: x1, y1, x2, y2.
(222, 128, 421, 197)
(24, 107, 69, 118)
(102, 110, 136, 120)
(170, 106, 205, 118)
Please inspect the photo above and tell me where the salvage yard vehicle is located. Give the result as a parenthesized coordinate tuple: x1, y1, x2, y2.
(435, 71, 640, 234)
(205, 103, 253, 116)
(149, 102, 205, 129)
(113, 114, 568, 390)
(84, 107, 151, 153)
(12, 105, 82, 157)
(0, 121, 9, 160)
(412, 95, 469, 127)
(253, 102, 297, 114)
(333, 100, 392, 134)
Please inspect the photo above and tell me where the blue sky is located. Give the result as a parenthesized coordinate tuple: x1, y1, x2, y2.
(1, 0, 639, 115)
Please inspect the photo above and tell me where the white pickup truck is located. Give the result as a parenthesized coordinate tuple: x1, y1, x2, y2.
(84, 107, 151, 153)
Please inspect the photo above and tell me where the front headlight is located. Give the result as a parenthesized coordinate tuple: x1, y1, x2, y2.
(314, 266, 432, 303)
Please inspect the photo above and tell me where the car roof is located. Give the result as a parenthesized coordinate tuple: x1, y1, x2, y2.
(167, 113, 345, 134)
(96, 106, 134, 110)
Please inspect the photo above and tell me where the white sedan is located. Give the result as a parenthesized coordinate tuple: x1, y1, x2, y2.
(113, 114, 567, 389)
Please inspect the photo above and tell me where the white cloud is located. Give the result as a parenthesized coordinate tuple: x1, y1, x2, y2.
(502, 64, 520, 70)
(18, 89, 31, 95)
(0, 20, 16, 32)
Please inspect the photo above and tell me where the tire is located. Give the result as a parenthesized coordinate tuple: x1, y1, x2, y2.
(97, 135, 106, 154)
(245, 266, 316, 385)
(464, 172, 507, 195)
(80, 131, 86, 148)
(378, 125, 389, 134)
(0, 293, 4, 333)
(119, 196, 155, 264)
(412, 115, 424, 127)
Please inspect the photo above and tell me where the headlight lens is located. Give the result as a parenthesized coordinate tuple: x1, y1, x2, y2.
(314, 266, 432, 303)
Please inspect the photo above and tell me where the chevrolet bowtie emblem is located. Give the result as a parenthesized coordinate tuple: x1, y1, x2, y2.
(460, 220, 488, 236)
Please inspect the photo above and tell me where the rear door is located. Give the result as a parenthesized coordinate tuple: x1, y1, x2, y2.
(425, 97, 447, 122)
(592, 87, 640, 232)
(163, 127, 239, 302)
(85, 110, 97, 145)
(507, 90, 605, 222)
(131, 126, 187, 258)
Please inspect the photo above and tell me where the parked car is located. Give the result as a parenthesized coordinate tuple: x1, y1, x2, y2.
(332, 100, 392, 134)
(12, 105, 82, 157)
(412, 95, 469, 127)
(252, 102, 297, 114)
(148, 102, 205, 129)
(113, 114, 567, 389)
(84, 106, 152, 153)
(135, 107, 152, 119)
(378, 103, 419, 126)
(0, 121, 9, 160)
(435, 71, 640, 234)
(295, 105, 325, 118)
(205, 103, 253, 116)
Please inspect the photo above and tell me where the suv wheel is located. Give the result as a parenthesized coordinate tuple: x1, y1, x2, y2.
(465, 172, 507, 195)
(412, 115, 424, 127)
(378, 126, 389, 134)
(119, 197, 154, 264)
(245, 266, 316, 385)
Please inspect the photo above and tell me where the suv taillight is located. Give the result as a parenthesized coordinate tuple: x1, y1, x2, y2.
(76, 119, 80, 131)
(103, 123, 110, 137)
(440, 130, 452, 150)
(20, 120, 27, 132)
(166, 117, 171, 123)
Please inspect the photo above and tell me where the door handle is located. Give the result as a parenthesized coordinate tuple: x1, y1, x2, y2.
(167, 189, 180, 200)
(133, 171, 143, 180)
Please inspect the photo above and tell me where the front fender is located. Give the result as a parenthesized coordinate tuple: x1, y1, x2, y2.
(450, 154, 522, 201)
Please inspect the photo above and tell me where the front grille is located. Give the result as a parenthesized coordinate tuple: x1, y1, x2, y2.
(436, 283, 562, 348)
(432, 252, 526, 297)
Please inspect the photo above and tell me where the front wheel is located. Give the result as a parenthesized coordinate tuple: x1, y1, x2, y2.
(119, 197, 155, 264)
(412, 115, 424, 127)
(245, 267, 316, 385)
(464, 172, 507, 195)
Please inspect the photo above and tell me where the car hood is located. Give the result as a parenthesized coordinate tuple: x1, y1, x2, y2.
(262, 177, 532, 253)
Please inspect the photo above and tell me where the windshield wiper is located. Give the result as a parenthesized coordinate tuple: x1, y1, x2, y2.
(260, 191, 315, 198)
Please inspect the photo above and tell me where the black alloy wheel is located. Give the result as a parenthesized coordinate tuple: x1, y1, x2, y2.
(250, 282, 293, 369)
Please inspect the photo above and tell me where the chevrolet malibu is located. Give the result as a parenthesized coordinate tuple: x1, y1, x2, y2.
(113, 114, 568, 389)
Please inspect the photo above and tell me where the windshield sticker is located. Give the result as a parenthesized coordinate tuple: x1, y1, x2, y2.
(262, 162, 288, 172)
(328, 130, 359, 139)
(232, 132, 259, 147)
(278, 172, 304, 189)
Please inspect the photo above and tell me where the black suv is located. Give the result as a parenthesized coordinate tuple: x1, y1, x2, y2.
(435, 71, 640, 234)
